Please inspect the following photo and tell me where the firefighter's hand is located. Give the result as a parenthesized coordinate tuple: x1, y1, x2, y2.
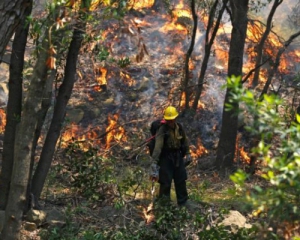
(184, 154, 192, 167)
(150, 162, 159, 181)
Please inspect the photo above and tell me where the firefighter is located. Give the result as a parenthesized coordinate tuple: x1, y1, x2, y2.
(150, 106, 193, 207)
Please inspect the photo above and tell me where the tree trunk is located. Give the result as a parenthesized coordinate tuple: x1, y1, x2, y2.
(192, 0, 227, 110)
(215, 0, 249, 174)
(0, 0, 32, 211)
(182, 0, 197, 110)
(251, 0, 283, 88)
(0, 0, 29, 62)
(259, 31, 300, 100)
(0, 32, 50, 240)
(27, 69, 56, 210)
(31, 8, 88, 201)
(248, 31, 300, 173)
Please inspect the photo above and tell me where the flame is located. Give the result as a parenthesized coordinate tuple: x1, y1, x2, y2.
(97, 67, 107, 85)
(235, 134, 250, 164)
(0, 109, 6, 133)
(142, 203, 155, 224)
(159, 1, 191, 34)
(239, 146, 251, 164)
(172, 0, 191, 20)
(105, 114, 127, 149)
(215, 20, 300, 85)
(215, 48, 229, 69)
(190, 138, 208, 159)
(120, 71, 135, 86)
(61, 124, 103, 150)
(160, 19, 187, 33)
(180, 92, 186, 107)
(61, 123, 79, 143)
(127, 0, 154, 10)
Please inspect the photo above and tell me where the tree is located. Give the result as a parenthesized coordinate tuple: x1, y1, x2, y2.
(251, 0, 283, 88)
(181, 0, 197, 111)
(0, 27, 53, 240)
(192, 0, 228, 110)
(0, 0, 32, 210)
(215, 0, 249, 173)
(0, 0, 30, 62)
(31, 5, 90, 202)
(0, 0, 91, 238)
(229, 79, 300, 238)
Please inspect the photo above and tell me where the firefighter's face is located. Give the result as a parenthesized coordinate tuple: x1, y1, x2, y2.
(166, 119, 176, 128)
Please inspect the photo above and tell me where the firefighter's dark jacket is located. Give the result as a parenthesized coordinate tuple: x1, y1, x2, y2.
(152, 122, 190, 163)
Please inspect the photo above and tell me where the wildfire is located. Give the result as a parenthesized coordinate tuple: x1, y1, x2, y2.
(127, 0, 154, 10)
(0, 109, 6, 133)
(180, 92, 186, 107)
(61, 124, 102, 150)
(59, 113, 128, 151)
(97, 67, 107, 85)
(61, 123, 79, 143)
(105, 113, 127, 149)
(93, 67, 108, 92)
(159, 1, 191, 34)
(235, 134, 251, 164)
(142, 202, 155, 224)
(239, 146, 251, 164)
(190, 138, 208, 160)
(120, 71, 135, 86)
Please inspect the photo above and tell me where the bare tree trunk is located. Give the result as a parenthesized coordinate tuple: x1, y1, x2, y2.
(251, 0, 283, 88)
(0, 0, 29, 61)
(192, 0, 227, 110)
(0, 32, 50, 240)
(259, 31, 300, 99)
(182, 0, 197, 110)
(31, 6, 88, 201)
(27, 69, 56, 210)
(0, 0, 32, 211)
(215, 0, 249, 174)
(247, 31, 300, 173)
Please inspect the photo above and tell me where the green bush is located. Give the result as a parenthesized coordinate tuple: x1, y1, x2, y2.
(66, 141, 114, 201)
(227, 75, 300, 237)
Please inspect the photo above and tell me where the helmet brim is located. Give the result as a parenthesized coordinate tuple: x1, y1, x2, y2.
(164, 113, 178, 120)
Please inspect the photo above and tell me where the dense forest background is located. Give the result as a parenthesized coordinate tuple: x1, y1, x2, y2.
(0, 0, 299, 239)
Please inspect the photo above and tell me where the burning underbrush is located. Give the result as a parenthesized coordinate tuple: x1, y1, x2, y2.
(1, 0, 300, 238)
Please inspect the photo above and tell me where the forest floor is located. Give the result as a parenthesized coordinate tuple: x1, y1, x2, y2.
(19, 148, 270, 239)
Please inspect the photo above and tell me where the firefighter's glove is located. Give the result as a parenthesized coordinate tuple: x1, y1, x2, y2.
(184, 154, 192, 167)
(150, 162, 160, 181)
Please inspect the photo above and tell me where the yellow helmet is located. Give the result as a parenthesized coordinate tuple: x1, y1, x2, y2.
(164, 106, 179, 120)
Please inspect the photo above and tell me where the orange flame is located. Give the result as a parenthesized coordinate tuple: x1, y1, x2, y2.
(97, 67, 107, 85)
(61, 124, 103, 150)
(61, 123, 79, 143)
(159, 1, 191, 34)
(127, 0, 155, 10)
(239, 146, 251, 164)
(180, 92, 186, 107)
(190, 138, 208, 159)
(0, 109, 6, 133)
(142, 203, 155, 224)
(120, 71, 135, 86)
(105, 114, 127, 149)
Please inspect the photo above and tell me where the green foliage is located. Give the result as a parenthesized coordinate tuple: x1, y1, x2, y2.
(226, 75, 300, 235)
(96, 46, 110, 61)
(117, 57, 131, 68)
(249, 0, 273, 13)
(92, 205, 256, 240)
(66, 141, 114, 201)
(38, 205, 78, 239)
